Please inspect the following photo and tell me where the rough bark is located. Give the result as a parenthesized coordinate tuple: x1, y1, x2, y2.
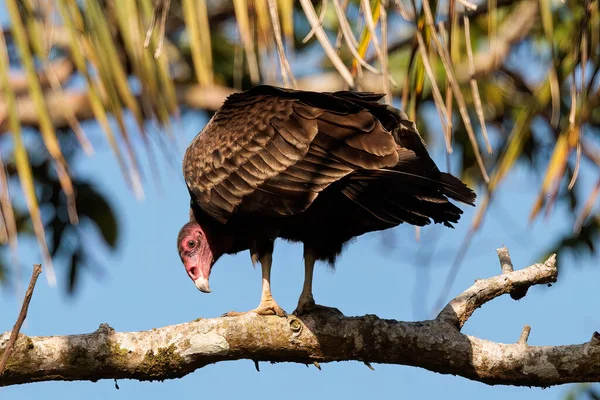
(2, 254, 599, 388)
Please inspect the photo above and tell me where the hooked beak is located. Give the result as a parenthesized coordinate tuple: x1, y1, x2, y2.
(194, 276, 212, 293)
(184, 253, 213, 293)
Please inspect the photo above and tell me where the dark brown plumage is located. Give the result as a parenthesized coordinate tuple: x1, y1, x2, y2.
(178, 85, 475, 316)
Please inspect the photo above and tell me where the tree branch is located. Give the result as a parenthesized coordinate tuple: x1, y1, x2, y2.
(3, 58, 74, 95)
(0, 84, 236, 133)
(2, 252, 598, 387)
(436, 254, 556, 328)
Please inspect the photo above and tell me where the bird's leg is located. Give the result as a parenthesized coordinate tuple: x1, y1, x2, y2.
(224, 244, 286, 317)
(294, 249, 317, 313)
(251, 252, 287, 317)
(293, 247, 343, 316)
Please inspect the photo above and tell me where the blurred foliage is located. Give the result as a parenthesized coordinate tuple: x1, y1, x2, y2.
(566, 384, 600, 400)
(0, 0, 598, 299)
(0, 131, 119, 293)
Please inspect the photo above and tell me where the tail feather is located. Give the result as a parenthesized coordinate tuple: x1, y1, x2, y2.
(341, 168, 475, 229)
(439, 172, 476, 205)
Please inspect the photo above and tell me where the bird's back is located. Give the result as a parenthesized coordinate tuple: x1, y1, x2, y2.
(183, 86, 475, 255)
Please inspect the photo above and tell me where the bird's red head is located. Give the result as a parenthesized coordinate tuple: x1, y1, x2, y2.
(177, 221, 215, 293)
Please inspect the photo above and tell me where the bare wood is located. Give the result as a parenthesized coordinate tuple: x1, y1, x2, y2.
(2, 58, 74, 95)
(496, 246, 514, 273)
(494, 246, 534, 300)
(518, 325, 532, 345)
(0, 85, 236, 133)
(0, 264, 42, 375)
(2, 254, 598, 388)
(437, 254, 556, 328)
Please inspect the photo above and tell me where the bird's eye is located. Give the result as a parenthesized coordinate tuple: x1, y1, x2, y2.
(187, 240, 197, 248)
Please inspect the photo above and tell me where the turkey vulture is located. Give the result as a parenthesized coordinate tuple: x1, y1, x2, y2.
(177, 85, 475, 316)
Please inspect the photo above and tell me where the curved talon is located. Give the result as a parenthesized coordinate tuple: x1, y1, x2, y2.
(255, 302, 288, 317)
(293, 299, 343, 316)
(223, 303, 287, 318)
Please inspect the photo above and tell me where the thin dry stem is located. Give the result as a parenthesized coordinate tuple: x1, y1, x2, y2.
(421, 0, 490, 182)
(267, 0, 298, 88)
(302, 0, 327, 43)
(0, 153, 17, 252)
(437, 22, 455, 155)
(568, 77, 581, 190)
(332, 0, 380, 75)
(496, 246, 514, 273)
(416, 32, 451, 137)
(457, 0, 478, 10)
(0, 264, 42, 375)
(380, 0, 392, 103)
(299, 0, 355, 87)
(392, 0, 414, 20)
(518, 325, 532, 345)
(464, 15, 492, 154)
(234, 0, 260, 83)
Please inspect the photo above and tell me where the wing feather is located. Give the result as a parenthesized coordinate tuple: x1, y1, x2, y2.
(182, 85, 473, 225)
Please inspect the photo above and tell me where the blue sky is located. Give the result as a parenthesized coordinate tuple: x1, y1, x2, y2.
(1, 106, 599, 400)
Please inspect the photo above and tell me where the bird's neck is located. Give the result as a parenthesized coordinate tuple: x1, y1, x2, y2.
(191, 210, 234, 260)
(205, 226, 234, 261)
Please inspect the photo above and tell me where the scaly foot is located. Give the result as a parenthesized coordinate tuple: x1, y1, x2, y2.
(224, 299, 287, 317)
(293, 297, 343, 316)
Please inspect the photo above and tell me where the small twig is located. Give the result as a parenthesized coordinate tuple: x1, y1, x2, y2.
(299, 0, 355, 88)
(302, 0, 327, 43)
(332, 0, 381, 75)
(518, 325, 531, 345)
(456, 0, 478, 10)
(496, 246, 514, 274)
(464, 15, 492, 154)
(144, 0, 172, 58)
(267, 0, 297, 88)
(154, 0, 171, 59)
(568, 75, 581, 190)
(144, 6, 158, 48)
(421, 0, 490, 183)
(0, 264, 42, 375)
(416, 31, 452, 143)
(392, 0, 414, 20)
(379, 0, 392, 103)
(438, 15, 455, 159)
